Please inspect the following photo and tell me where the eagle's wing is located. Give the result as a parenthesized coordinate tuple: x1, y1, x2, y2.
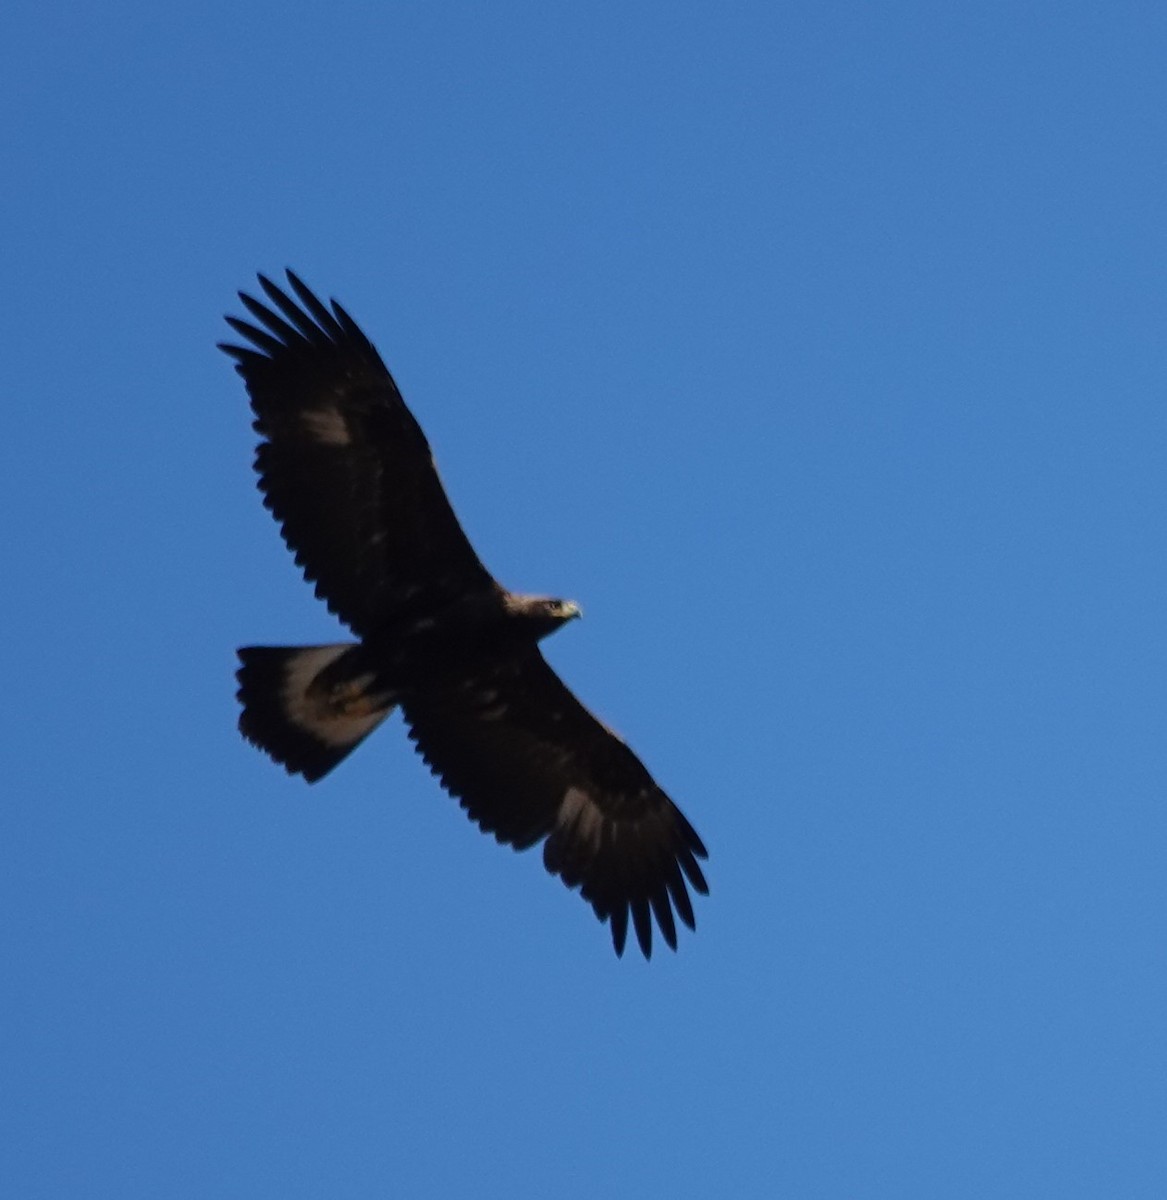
(220, 271, 497, 636)
(401, 649, 708, 958)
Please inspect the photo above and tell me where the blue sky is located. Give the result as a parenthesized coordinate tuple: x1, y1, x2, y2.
(4, 2, 1167, 1195)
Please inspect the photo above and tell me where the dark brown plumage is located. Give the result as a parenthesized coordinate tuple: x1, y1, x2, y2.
(222, 270, 707, 957)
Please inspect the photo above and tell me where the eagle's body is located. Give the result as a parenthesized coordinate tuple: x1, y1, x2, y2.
(222, 271, 707, 957)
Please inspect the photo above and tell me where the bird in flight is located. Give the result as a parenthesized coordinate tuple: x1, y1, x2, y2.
(221, 271, 708, 957)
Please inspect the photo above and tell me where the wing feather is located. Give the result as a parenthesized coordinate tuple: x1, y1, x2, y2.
(401, 649, 708, 958)
(220, 270, 497, 635)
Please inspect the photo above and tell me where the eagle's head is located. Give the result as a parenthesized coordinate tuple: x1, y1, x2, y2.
(546, 598, 582, 623)
(507, 594, 582, 639)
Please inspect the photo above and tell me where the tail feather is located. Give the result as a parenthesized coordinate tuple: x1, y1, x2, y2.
(236, 644, 394, 782)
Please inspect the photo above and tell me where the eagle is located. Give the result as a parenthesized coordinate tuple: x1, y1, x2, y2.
(221, 271, 707, 958)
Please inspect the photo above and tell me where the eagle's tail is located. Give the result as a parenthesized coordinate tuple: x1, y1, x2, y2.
(235, 643, 395, 783)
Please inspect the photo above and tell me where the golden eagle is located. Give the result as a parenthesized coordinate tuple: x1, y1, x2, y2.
(221, 271, 707, 957)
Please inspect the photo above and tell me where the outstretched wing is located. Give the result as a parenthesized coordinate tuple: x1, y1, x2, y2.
(401, 649, 708, 958)
(220, 271, 497, 636)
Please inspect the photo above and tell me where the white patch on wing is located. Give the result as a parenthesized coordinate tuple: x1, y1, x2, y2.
(280, 644, 393, 747)
(301, 407, 351, 446)
(557, 786, 605, 849)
